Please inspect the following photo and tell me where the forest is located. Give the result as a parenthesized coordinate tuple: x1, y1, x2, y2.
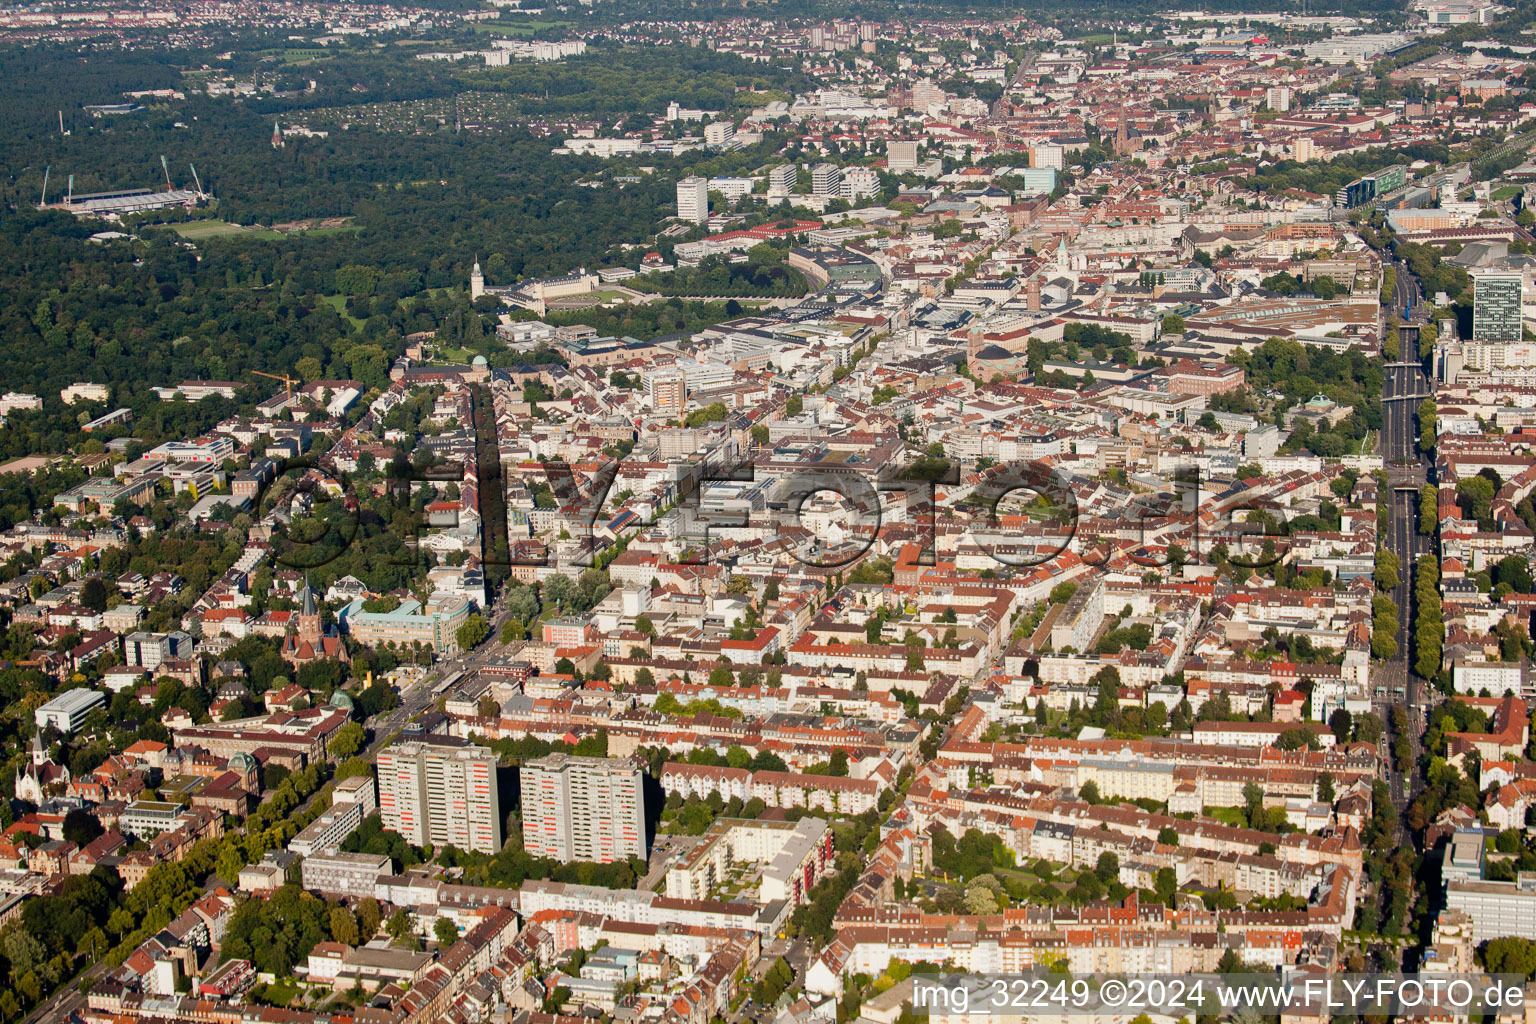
(0, 45, 823, 464)
(634, 250, 811, 298)
(1241, 143, 1450, 199)
(1213, 338, 1384, 459)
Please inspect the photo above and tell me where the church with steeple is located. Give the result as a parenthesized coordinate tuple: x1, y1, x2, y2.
(15, 734, 69, 804)
(281, 577, 349, 668)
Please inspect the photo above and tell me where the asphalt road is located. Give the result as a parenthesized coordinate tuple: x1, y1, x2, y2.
(1391, 254, 1419, 317)
(1376, 260, 1435, 845)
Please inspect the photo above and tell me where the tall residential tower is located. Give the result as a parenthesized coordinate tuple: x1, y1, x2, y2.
(1473, 270, 1524, 343)
(520, 753, 645, 863)
(676, 176, 708, 225)
(377, 737, 501, 854)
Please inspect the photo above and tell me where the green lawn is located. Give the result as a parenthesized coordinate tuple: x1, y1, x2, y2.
(476, 19, 576, 36)
(169, 219, 279, 240)
(260, 980, 302, 1006)
(1492, 185, 1523, 201)
(169, 218, 358, 241)
(1203, 806, 1248, 826)
(320, 294, 365, 330)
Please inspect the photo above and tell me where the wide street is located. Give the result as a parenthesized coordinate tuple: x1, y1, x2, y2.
(1376, 256, 1435, 835)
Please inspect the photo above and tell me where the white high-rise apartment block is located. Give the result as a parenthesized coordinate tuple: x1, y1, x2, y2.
(842, 166, 880, 199)
(677, 176, 709, 224)
(812, 163, 842, 197)
(521, 753, 645, 863)
(887, 140, 919, 173)
(377, 738, 501, 854)
(769, 164, 797, 195)
(704, 122, 736, 147)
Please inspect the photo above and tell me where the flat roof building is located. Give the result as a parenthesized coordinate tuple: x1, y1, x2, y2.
(35, 688, 105, 734)
(1473, 269, 1524, 343)
(677, 176, 708, 225)
(667, 817, 832, 905)
(301, 851, 391, 899)
(377, 737, 501, 854)
(521, 753, 645, 864)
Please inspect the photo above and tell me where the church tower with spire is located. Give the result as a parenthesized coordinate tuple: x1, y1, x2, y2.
(296, 576, 321, 643)
(271, 119, 284, 150)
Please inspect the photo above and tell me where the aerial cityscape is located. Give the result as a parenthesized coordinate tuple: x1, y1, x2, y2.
(6, 0, 1536, 1020)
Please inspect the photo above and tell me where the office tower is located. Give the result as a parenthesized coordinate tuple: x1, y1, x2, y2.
(677, 176, 708, 224)
(1019, 168, 1057, 194)
(769, 164, 797, 195)
(1032, 143, 1064, 171)
(1473, 270, 1523, 342)
(887, 140, 919, 174)
(521, 753, 645, 863)
(704, 122, 735, 147)
(648, 368, 687, 416)
(812, 163, 842, 197)
(377, 738, 501, 854)
(842, 166, 880, 199)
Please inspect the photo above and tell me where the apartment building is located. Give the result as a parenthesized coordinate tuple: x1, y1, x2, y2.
(812, 163, 842, 197)
(677, 177, 708, 225)
(288, 776, 374, 858)
(301, 851, 391, 899)
(520, 753, 645, 864)
(124, 630, 194, 670)
(376, 738, 501, 854)
(667, 817, 832, 905)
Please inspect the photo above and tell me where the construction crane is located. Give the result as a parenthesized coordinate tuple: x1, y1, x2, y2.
(252, 370, 298, 402)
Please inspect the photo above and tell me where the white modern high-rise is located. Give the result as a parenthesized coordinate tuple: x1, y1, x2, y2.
(1473, 270, 1524, 343)
(887, 140, 919, 173)
(812, 163, 842, 197)
(704, 122, 735, 147)
(521, 753, 645, 864)
(842, 166, 880, 199)
(769, 164, 797, 195)
(677, 176, 709, 224)
(377, 738, 501, 854)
